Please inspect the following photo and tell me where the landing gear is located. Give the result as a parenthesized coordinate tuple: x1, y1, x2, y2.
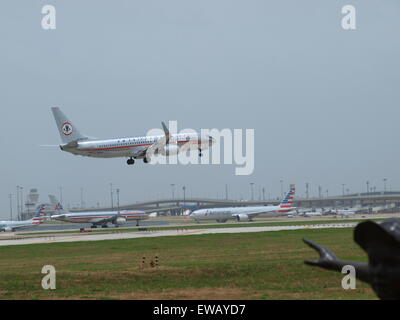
(143, 157, 149, 164)
(198, 148, 203, 157)
(101, 224, 108, 228)
(127, 157, 135, 165)
(90, 225, 98, 229)
(136, 220, 140, 226)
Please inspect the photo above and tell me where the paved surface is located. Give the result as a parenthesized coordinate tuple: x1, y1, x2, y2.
(0, 222, 357, 246)
(19, 220, 169, 232)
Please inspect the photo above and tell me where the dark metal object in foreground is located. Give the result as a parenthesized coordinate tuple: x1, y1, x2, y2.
(304, 218, 400, 299)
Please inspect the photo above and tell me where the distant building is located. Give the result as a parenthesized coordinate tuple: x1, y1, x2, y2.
(20, 189, 57, 220)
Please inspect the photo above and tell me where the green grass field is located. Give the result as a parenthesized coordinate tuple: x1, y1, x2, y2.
(0, 227, 376, 300)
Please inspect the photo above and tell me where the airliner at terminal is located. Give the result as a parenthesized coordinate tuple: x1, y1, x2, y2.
(51, 107, 215, 165)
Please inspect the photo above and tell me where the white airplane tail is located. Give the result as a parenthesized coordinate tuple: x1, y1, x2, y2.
(51, 107, 88, 144)
(54, 203, 68, 214)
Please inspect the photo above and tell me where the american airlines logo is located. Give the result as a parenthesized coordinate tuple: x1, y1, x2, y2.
(145, 121, 255, 176)
(61, 122, 73, 136)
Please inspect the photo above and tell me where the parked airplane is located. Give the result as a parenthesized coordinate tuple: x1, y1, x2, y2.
(0, 205, 46, 232)
(291, 208, 324, 217)
(51, 203, 149, 227)
(331, 205, 364, 217)
(190, 185, 296, 222)
(302, 211, 323, 217)
(334, 209, 356, 217)
(51, 107, 215, 165)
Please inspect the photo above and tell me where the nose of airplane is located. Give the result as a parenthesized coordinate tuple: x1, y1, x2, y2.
(51, 214, 65, 220)
(189, 211, 197, 218)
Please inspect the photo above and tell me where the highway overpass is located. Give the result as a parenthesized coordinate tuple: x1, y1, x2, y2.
(70, 191, 400, 215)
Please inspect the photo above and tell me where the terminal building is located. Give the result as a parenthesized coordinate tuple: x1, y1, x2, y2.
(19, 189, 57, 220)
(18, 188, 400, 219)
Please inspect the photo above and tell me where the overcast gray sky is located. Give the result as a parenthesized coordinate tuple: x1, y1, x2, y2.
(0, 1, 399, 218)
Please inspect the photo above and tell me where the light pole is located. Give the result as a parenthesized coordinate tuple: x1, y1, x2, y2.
(305, 182, 309, 199)
(59, 187, 63, 206)
(16, 186, 20, 221)
(383, 178, 387, 193)
(20, 187, 24, 220)
(225, 184, 228, 200)
(9, 194, 13, 221)
(80, 187, 84, 209)
(116, 188, 120, 214)
(182, 186, 186, 205)
(262, 188, 265, 201)
(170, 184, 175, 200)
(280, 180, 283, 199)
(17, 186, 23, 221)
(250, 183, 254, 201)
(110, 183, 114, 209)
(342, 184, 345, 197)
(366, 181, 369, 195)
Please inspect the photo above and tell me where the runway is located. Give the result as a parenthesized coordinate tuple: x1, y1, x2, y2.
(0, 222, 356, 246)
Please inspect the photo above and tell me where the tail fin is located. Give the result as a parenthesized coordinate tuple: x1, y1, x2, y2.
(279, 184, 296, 211)
(54, 203, 67, 214)
(31, 204, 47, 224)
(51, 107, 88, 143)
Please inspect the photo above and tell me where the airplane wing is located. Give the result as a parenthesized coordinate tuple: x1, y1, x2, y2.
(245, 207, 280, 217)
(130, 145, 150, 158)
(229, 207, 278, 219)
(11, 224, 31, 230)
(87, 217, 116, 224)
(243, 206, 296, 218)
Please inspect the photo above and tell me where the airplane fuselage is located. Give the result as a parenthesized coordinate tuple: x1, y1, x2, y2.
(52, 210, 149, 224)
(190, 205, 282, 222)
(61, 133, 211, 159)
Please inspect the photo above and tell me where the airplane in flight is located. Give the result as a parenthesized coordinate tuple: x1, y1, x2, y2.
(51, 107, 215, 165)
(51, 203, 149, 228)
(190, 185, 296, 222)
(0, 205, 47, 232)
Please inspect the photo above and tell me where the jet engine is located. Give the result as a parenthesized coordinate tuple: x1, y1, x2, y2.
(160, 145, 180, 156)
(115, 217, 127, 225)
(235, 214, 250, 222)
